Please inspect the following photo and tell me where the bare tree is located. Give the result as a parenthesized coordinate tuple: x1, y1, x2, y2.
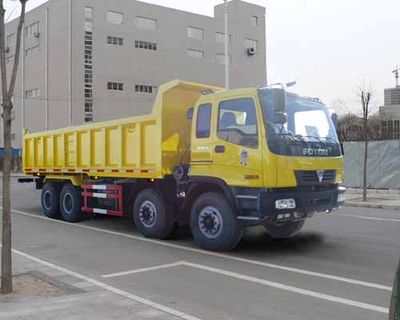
(1, 0, 28, 295)
(360, 88, 371, 202)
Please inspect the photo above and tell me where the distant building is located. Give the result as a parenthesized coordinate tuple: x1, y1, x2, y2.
(1, 0, 267, 148)
(381, 86, 400, 139)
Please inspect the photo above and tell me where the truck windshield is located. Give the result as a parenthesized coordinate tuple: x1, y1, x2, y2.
(258, 89, 341, 157)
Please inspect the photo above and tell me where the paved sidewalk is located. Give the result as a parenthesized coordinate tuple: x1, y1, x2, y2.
(345, 188, 400, 210)
(0, 251, 187, 320)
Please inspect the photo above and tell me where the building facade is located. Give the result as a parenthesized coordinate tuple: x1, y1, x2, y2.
(381, 86, 400, 139)
(1, 0, 266, 148)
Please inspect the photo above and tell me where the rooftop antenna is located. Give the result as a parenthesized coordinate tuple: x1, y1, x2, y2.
(393, 65, 400, 87)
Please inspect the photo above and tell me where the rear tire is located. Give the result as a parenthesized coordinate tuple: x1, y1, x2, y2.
(60, 183, 83, 223)
(133, 189, 175, 240)
(41, 182, 61, 219)
(190, 192, 243, 252)
(264, 220, 305, 239)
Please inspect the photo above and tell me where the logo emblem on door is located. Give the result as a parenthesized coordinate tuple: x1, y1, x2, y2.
(317, 170, 325, 183)
(240, 150, 248, 167)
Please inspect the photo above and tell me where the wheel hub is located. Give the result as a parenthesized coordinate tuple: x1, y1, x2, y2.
(43, 191, 52, 210)
(139, 201, 157, 228)
(63, 193, 73, 214)
(198, 207, 223, 239)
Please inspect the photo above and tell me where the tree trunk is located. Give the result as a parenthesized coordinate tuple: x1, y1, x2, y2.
(1, 0, 27, 295)
(1, 102, 12, 294)
(389, 260, 400, 320)
(362, 137, 368, 202)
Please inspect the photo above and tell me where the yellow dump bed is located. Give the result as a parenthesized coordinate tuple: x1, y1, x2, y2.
(22, 80, 222, 180)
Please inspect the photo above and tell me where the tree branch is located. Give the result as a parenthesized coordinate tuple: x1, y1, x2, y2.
(8, 0, 27, 100)
(0, 0, 8, 102)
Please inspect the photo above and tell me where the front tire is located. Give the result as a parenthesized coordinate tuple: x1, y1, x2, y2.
(190, 192, 243, 252)
(41, 182, 61, 219)
(264, 220, 305, 239)
(133, 189, 175, 240)
(60, 183, 83, 223)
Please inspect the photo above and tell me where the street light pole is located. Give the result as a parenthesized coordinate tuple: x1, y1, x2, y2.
(224, 0, 229, 90)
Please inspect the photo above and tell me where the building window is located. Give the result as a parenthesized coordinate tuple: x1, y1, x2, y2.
(107, 11, 123, 25)
(215, 32, 230, 44)
(134, 16, 157, 30)
(135, 40, 157, 51)
(196, 104, 212, 138)
(6, 33, 15, 47)
(216, 54, 231, 65)
(25, 88, 40, 99)
(84, 7, 93, 20)
(107, 36, 123, 46)
(25, 45, 39, 57)
(187, 49, 204, 59)
(11, 133, 16, 141)
(244, 38, 258, 50)
(187, 27, 204, 40)
(84, 7, 94, 123)
(108, 82, 124, 91)
(135, 85, 157, 94)
(25, 22, 39, 38)
(251, 15, 258, 27)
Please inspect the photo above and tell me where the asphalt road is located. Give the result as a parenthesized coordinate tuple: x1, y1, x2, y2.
(2, 178, 400, 320)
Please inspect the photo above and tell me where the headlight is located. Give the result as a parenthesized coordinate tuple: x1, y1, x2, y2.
(275, 199, 296, 210)
(337, 193, 346, 203)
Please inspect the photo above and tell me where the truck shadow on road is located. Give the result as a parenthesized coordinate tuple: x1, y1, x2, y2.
(235, 227, 326, 255)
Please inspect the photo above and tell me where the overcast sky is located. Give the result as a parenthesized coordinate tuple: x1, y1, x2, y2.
(4, 0, 400, 114)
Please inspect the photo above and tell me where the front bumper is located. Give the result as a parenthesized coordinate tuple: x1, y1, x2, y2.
(233, 185, 346, 225)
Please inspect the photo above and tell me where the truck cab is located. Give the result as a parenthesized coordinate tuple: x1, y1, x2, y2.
(185, 85, 345, 249)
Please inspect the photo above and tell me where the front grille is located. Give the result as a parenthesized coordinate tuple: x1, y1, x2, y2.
(295, 170, 336, 186)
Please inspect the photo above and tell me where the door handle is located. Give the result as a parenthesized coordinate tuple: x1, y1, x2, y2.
(215, 145, 225, 153)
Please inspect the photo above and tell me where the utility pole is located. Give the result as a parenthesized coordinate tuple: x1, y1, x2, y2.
(224, 0, 229, 90)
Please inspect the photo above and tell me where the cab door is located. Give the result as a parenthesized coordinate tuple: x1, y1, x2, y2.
(212, 97, 263, 187)
(191, 103, 214, 176)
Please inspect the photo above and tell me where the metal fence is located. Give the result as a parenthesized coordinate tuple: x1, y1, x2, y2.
(343, 140, 400, 189)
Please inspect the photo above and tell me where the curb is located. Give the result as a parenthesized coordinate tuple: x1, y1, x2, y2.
(345, 202, 400, 211)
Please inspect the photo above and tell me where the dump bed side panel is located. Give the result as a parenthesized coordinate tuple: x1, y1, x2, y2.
(23, 117, 161, 178)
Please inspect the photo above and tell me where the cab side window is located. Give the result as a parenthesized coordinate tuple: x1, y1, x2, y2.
(217, 98, 258, 148)
(196, 103, 212, 138)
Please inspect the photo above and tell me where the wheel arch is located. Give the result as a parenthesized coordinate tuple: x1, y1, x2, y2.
(183, 177, 238, 215)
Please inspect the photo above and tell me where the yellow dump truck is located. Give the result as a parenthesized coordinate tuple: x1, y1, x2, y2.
(22, 80, 345, 251)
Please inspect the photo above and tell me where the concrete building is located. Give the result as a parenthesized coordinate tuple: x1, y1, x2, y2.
(1, 0, 266, 148)
(380, 86, 400, 139)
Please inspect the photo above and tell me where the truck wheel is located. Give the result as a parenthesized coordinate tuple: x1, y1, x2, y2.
(60, 183, 83, 223)
(41, 182, 61, 219)
(264, 220, 305, 239)
(190, 192, 243, 252)
(133, 189, 175, 240)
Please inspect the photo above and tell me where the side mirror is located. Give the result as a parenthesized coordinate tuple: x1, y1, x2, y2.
(271, 88, 287, 113)
(272, 112, 287, 124)
(186, 107, 194, 120)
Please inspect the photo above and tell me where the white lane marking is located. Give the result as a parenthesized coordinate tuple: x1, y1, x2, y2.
(180, 262, 389, 314)
(101, 260, 389, 314)
(102, 262, 185, 279)
(12, 249, 202, 320)
(10, 208, 392, 291)
(341, 214, 400, 223)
